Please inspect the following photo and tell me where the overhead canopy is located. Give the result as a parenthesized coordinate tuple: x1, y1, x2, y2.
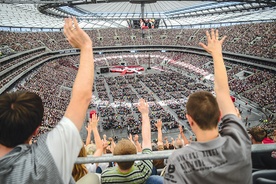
(0, 0, 275, 30)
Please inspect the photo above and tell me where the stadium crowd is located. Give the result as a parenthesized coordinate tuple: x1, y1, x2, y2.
(0, 22, 275, 59)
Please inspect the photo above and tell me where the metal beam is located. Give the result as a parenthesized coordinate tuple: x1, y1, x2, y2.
(75, 144, 276, 164)
(0, 0, 275, 4)
(76, 150, 173, 164)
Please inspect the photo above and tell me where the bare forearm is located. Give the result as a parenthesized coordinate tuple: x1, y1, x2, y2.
(141, 114, 151, 149)
(134, 141, 142, 152)
(73, 46, 94, 94)
(180, 132, 189, 145)
(93, 128, 102, 150)
(92, 127, 103, 156)
(213, 52, 236, 116)
(71, 46, 94, 104)
(213, 53, 229, 94)
(157, 127, 163, 145)
(165, 140, 169, 148)
(65, 46, 94, 131)
(86, 132, 91, 146)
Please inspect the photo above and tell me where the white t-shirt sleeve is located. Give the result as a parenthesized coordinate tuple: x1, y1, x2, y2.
(46, 117, 83, 184)
(85, 163, 109, 173)
(85, 163, 97, 173)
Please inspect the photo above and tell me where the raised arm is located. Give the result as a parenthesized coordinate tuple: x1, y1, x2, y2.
(179, 125, 189, 145)
(138, 98, 151, 150)
(90, 114, 102, 157)
(171, 137, 175, 149)
(128, 133, 135, 144)
(164, 137, 169, 149)
(85, 121, 92, 146)
(133, 134, 142, 152)
(108, 137, 116, 154)
(64, 17, 94, 131)
(155, 119, 163, 146)
(199, 29, 236, 117)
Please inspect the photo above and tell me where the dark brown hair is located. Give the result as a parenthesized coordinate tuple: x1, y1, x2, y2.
(113, 139, 137, 170)
(249, 127, 267, 142)
(186, 91, 220, 130)
(0, 91, 44, 147)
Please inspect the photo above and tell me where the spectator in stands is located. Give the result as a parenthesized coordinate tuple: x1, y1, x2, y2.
(0, 17, 94, 184)
(249, 127, 267, 144)
(178, 125, 190, 145)
(133, 134, 142, 152)
(164, 30, 252, 184)
(152, 119, 165, 170)
(249, 127, 275, 144)
(86, 114, 107, 172)
(128, 133, 142, 152)
(72, 146, 89, 181)
(101, 98, 153, 184)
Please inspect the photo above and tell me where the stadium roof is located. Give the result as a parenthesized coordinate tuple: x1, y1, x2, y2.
(0, 0, 275, 30)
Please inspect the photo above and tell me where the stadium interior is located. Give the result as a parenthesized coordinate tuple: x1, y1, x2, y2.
(0, 0, 275, 182)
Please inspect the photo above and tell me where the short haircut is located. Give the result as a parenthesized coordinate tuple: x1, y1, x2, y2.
(113, 139, 137, 170)
(85, 143, 96, 155)
(0, 91, 44, 147)
(174, 138, 184, 149)
(249, 127, 267, 142)
(186, 91, 220, 130)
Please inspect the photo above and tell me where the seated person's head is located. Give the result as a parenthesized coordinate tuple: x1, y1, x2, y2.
(169, 144, 174, 150)
(0, 91, 43, 148)
(186, 91, 220, 130)
(113, 139, 137, 170)
(85, 143, 96, 155)
(249, 127, 267, 144)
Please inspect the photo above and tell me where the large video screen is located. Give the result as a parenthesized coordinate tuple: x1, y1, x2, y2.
(128, 19, 160, 29)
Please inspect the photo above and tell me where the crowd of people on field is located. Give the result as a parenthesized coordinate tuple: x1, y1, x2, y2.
(2, 49, 275, 139)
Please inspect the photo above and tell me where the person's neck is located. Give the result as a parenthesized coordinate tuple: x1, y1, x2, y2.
(195, 129, 219, 142)
(118, 166, 133, 173)
(0, 144, 13, 158)
(252, 140, 262, 144)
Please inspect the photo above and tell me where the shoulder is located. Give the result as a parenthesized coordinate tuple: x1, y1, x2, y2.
(221, 114, 241, 124)
(46, 116, 81, 142)
(220, 114, 249, 130)
(220, 114, 248, 136)
(168, 147, 186, 160)
(101, 166, 117, 176)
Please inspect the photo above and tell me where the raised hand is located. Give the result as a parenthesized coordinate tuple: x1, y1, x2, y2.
(178, 125, 183, 134)
(155, 119, 162, 129)
(103, 134, 107, 141)
(199, 29, 226, 55)
(90, 113, 99, 130)
(85, 122, 92, 133)
(63, 17, 92, 49)
(138, 98, 149, 115)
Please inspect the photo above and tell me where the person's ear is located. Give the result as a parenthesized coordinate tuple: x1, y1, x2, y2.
(186, 114, 194, 126)
(33, 126, 40, 136)
(27, 126, 40, 145)
(218, 110, 222, 122)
